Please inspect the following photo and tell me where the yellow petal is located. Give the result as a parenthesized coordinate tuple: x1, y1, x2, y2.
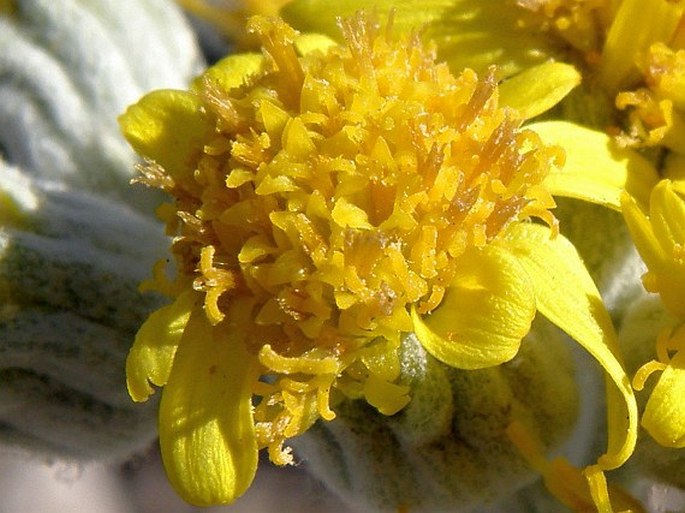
(126, 291, 198, 402)
(193, 53, 264, 93)
(642, 350, 685, 448)
(621, 191, 667, 273)
(663, 152, 685, 184)
(283, 0, 560, 79)
(650, 184, 685, 318)
(500, 223, 637, 470)
(411, 245, 536, 369)
(294, 33, 337, 56)
(507, 422, 646, 513)
(498, 62, 581, 120)
(159, 308, 258, 506)
(424, 0, 560, 78)
(119, 89, 212, 183)
(259, 344, 339, 374)
(532, 120, 659, 210)
(425, 0, 560, 78)
(331, 197, 372, 229)
(282, 0, 454, 41)
(363, 374, 411, 416)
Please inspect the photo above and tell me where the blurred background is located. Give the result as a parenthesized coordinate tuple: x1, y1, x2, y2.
(0, 447, 356, 513)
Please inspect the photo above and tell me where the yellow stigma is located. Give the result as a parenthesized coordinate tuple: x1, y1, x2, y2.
(131, 13, 561, 463)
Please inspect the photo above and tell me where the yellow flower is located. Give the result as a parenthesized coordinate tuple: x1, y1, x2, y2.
(120, 14, 640, 508)
(622, 179, 685, 319)
(493, 0, 685, 151)
(623, 179, 685, 448)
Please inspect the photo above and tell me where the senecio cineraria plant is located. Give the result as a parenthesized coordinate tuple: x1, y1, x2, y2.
(116, 0, 685, 506)
(1, 0, 681, 512)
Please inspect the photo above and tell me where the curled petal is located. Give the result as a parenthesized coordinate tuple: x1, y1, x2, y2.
(507, 421, 646, 513)
(412, 245, 536, 369)
(126, 290, 198, 402)
(641, 350, 685, 448)
(499, 223, 638, 471)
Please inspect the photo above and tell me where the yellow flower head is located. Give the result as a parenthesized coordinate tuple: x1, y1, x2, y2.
(120, 13, 639, 509)
(517, 0, 685, 150)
